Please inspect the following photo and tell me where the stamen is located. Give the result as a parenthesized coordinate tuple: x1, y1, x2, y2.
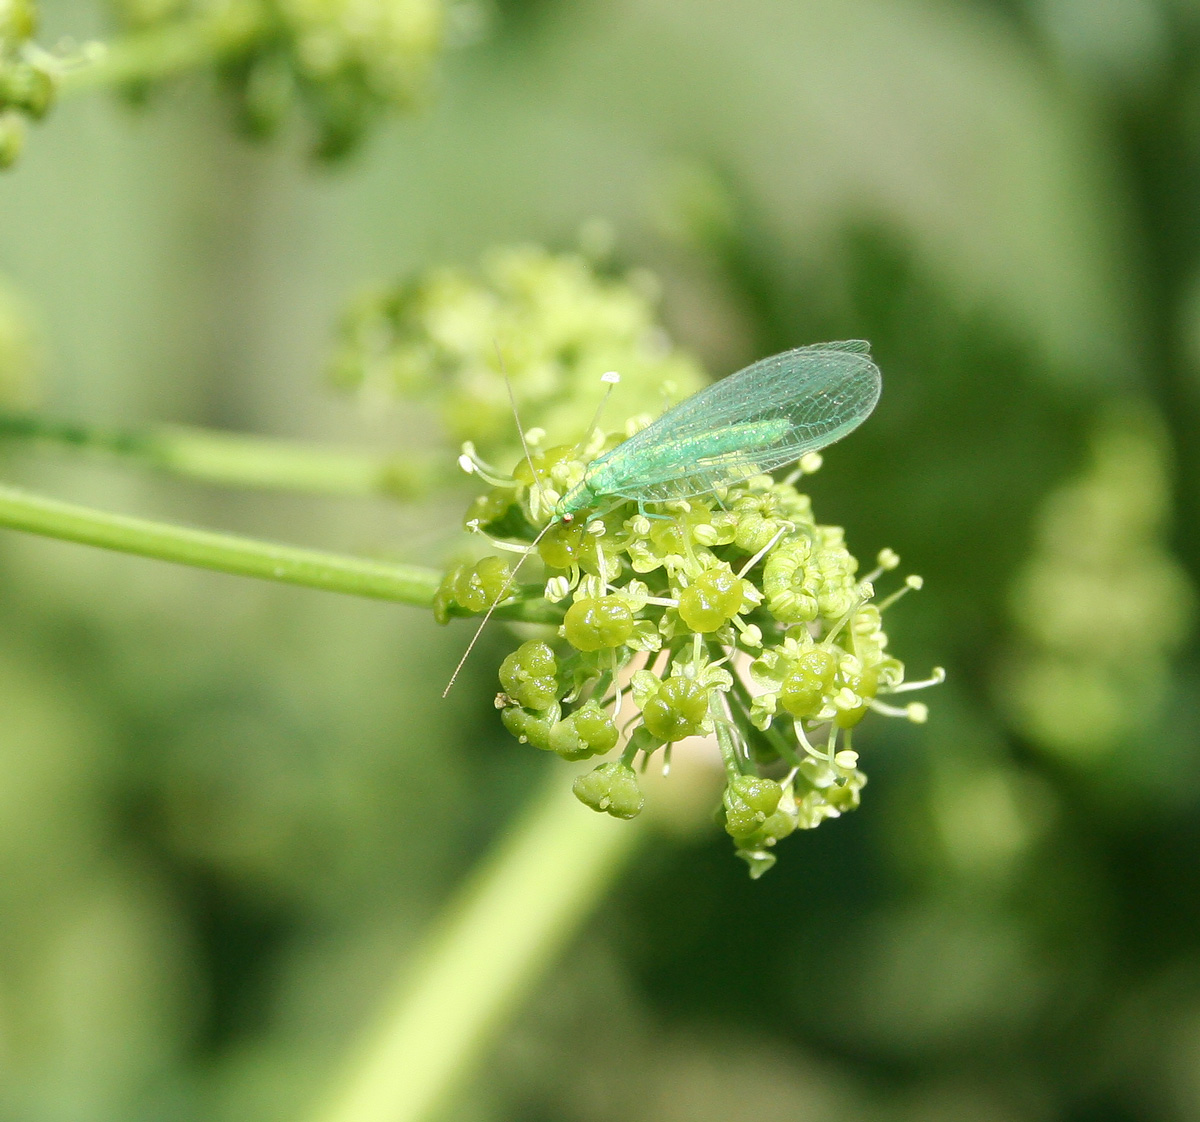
(578, 371, 622, 451)
(783, 452, 823, 485)
(881, 667, 946, 694)
(458, 444, 513, 488)
(823, 596, 867, 646)
(877, 575, 924, 612)
(793, 719, 823, 760)
(488, 537, 539, 555)
(731, 618, 763, 648)
(868, 698, 929, 723)
(862, 547, 901, 583)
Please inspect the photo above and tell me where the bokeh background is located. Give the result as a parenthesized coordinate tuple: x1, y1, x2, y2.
(2, 0, 1200, 1118)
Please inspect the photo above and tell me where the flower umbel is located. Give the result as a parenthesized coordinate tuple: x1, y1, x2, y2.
(329, 244, 706, 464)
(437, 420, 939, 876)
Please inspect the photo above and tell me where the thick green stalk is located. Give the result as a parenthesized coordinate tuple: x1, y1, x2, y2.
(0, 483, 561, 620)
(0, 412, 429, 499)
(307, 777, 642, 1122)
(0, 483, 443, 604)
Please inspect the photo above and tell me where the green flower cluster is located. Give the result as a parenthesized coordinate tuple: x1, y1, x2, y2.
(329, 244, 707, 464)
(436, 425, 940, 876)
(0, 0, 56, 168)
(1006, 403, 1194, 762)
(109, 0, 447, 159)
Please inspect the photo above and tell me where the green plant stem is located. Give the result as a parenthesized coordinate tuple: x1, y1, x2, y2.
(307, 777, 642, 1122)
(0, 482, 445, 604)
(711, 694, 745, 780)
(0, 411, 430, 499)
(57, 8, 261, 96)
(0, 483, 563, 620)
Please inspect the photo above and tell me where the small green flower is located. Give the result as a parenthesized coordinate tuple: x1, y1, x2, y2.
(638, 673, 710, 742)
(499, 704, 555, 753)
(572, 761, 644, 819)
(777, 647, 839, 718)
(723, 774, 783, 839)
(498, 640, 558, 711)
(432, 555, 511, 622)
(563, 595, 635, 652)
(677, 565, 745, 633)
(1006, 404, 1195, 763)
(0, 0, 62, 167)
(0, 59, 54, 117)
(548, 700, 618, 761)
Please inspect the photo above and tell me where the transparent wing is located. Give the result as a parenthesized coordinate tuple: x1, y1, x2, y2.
(590, 342, 881, 501)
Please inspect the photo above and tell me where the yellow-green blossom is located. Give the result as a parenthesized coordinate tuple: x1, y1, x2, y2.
(437, 415, 939, 874)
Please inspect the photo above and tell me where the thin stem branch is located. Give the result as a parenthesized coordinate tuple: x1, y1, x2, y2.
(306, 776, 642, 1122)
(0, 411, 430, 499)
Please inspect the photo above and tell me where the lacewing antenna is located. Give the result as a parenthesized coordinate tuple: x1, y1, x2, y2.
(444, 366, 621, 697)
(497, 341, 546, 508)
(442, 519, 554, 698)
(444, 346, 550, 698)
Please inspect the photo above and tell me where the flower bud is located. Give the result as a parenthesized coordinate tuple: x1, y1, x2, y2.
(563, 595, 634, 651)
(778, 647, 838, 718)
(498, 640, 559, 711)
(500, 706, 554, 752)
(548, 700, 618, 760)
(572, 762, 644, 819)
(677, 566, 744, 632)
(640, 675, 708, 741)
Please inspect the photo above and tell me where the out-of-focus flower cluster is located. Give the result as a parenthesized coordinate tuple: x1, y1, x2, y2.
(436, 424, 939, 876)
(1005, 402, 1193, 762)
(0, 0, 57, 168)
(108, 0, 451, 159)
(330, 243, 707, 465)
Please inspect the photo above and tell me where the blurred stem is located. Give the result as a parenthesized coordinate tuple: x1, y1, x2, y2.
(307, 777, 642, 1122)
(0, 411, 430, 499)
(57, 7, 261, 96)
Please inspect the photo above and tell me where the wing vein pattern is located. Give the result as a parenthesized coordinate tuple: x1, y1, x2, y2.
(587, 341, 881, 503)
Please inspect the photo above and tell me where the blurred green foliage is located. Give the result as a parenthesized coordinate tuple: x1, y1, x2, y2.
(0, 0, 58, 167)
(0, 0, 1198, 1119)
(102, 0, 451, 158)
(328, 242, 705, 463)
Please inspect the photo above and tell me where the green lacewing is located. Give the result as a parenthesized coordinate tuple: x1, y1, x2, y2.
(556, 340, 881, 521)
(444, 340, 881, 694)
